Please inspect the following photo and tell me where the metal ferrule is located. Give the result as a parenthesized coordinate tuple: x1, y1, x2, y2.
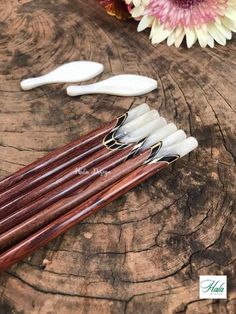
(143, 142, 163, 164)
(103, 114, 130, 150)
(148, 154, 180, 165)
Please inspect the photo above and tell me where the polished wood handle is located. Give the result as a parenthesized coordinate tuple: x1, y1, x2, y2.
(0, 161, 167, 271)
(0, 144, 117, 219)
(0, 147, 149, 251)
(0, 121, 118, 218)
(0, 119, 116, 194)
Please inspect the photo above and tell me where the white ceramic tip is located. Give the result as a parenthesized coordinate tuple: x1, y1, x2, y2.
(162, 130, 187, 148)
(121, 118, 162, 143)
(140, 123, 177, 151)
(152, 117, 167, 130)
(125, 104, 150, 123)
(117, 110, 159, 137)
(172, 137, 198, 158)
(155, 137, 198, 160)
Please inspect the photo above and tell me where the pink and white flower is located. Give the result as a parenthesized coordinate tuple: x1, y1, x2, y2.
(125, 0, 236, 47)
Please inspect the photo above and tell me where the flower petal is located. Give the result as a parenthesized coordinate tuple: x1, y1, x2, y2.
(215, 22, 232, 40)
(185, 28, 197, 48)
(207, 23, 227, 46)
(174, 27, 185, 48)
(151, 24, 173, 44)
(138, 15, 154, 32)
(195, 25, 208, 48)
(225, 7, 236, 21)
(222, 16, 236, 32)
(131, 5, 145, 18)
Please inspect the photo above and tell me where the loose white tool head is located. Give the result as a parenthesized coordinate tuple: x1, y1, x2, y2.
(66, 74, 158, 97)
(21, 61, 104, 90)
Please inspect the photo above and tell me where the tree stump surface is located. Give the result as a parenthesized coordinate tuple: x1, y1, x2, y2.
(0, 1, 235, 313)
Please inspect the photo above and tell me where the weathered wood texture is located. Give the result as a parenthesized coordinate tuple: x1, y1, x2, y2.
(0, 0, 235, 313)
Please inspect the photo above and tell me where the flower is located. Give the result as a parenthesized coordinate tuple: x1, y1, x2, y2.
(126, 0, 236, 47)
(98, 0, 130, 19)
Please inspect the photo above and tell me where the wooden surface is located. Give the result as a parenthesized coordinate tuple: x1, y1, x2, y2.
(0, 0, 235, 313)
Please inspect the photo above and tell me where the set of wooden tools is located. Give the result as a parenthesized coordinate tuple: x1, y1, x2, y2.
(0, 104, 198, 271)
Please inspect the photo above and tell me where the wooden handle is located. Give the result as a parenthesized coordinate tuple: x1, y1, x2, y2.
(0, 138, 104, 216)
(0, 161, 167, 271)
(0, 148, 150, 251)
(0, 119, 116, 194)
(0, 144, 117, 219)
(0, 146, 143, 251)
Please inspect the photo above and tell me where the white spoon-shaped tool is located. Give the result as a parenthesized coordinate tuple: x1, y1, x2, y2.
(67, 74, 158, 97)
(21, 61, 104, 91)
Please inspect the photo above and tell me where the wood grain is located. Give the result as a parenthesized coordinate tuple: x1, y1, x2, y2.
(0, 0, 235, 313)
(0, 116, 116, 193)
(0, 160, 167, 272)
(0, 136, 116, 220)
(0, 145, 147, 249)
(0, 132, 111, 213)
